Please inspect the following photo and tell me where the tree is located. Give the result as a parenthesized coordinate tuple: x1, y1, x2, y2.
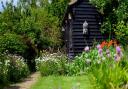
(90, 0, 128, 45)
(0, 0, 69, 71)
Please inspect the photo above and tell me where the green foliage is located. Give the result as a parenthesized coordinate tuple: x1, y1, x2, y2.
(66, 56, 87, 76)
(0, 33, 27, 54)
(39, 60, 59, 76)
(115, 21, 128, 45)
(35, 44, 128, 88)
(90, 0, 128, 45)
(0, 0, 68, 79)
(35, 53, 68, 76)
(34, 9, 62, 47)
(69, 46, 128, 89)
(0, 54, 9, 87)
(0, 54, 30, 88)
(8, 55, 30, 82)
(0, 0, 68, 61)
(89, 60, 128, 89)
(46, 0, 69, 21)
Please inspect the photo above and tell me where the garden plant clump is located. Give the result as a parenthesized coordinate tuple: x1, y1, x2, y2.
(35, 52, 68, 76)
(36, 40, 128, 89)
(0, 53, 30, 88)
(72, 40, 128, 89)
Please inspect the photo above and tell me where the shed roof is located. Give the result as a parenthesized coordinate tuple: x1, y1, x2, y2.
(69, 0, 77, 5)
(62, 0, 87, 26)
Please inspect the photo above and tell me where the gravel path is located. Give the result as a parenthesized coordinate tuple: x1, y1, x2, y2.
(4, 72, 40, 89)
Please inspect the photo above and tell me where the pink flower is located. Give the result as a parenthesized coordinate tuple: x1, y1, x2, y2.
(84, 46, 90, 52)
(106, 49, 110, 54)
(106, 49, 110, 57)
(107, 54, 111, 58)
(97, 44, 101, 49)
(114, 54, 117, 60)
(114, 54, 121, 62)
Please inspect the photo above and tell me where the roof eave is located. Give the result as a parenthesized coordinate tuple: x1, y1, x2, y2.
(68, 0, 78, 6)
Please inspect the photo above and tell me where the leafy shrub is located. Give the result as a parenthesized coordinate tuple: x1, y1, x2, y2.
(0, 33, 27, 54)
(0, 53, 30, 88)
(0, 0, 66, 68)
(90, 0, 128, 45)
(35, 53, 68, 76)
(66, 56, 87, 76)
(115, 21, 128, 45)
(0, 54, 10, 87)
(7, 54, 30, 82)
(39, 60, 58, 76)
(46, 0, 69, 21)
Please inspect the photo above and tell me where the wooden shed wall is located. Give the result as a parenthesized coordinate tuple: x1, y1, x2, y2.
(64, 0, 107, 58)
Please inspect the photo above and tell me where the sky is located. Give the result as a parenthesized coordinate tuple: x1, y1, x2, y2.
(0, 0, 18, 11)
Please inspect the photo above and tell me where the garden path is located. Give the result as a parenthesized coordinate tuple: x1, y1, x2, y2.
(4, 72, 40, 89)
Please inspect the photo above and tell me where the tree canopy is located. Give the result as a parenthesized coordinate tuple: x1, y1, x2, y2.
(0, 0, 69, 58)
(90, 0, 128, 45)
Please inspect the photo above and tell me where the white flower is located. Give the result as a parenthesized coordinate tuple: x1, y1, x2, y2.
(97, 60, 101, 64)
(86, 59, 91, 64)
(102, 57, 106, 61)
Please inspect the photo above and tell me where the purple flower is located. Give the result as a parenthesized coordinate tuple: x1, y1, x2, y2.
(106, 49, 110, 57)
(84, 46, 90, 52)
(116, 46, 121, 54)
(98, 48, 102, 54)
(98, 48, 103, 57)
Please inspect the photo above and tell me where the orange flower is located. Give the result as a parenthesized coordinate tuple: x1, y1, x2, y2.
(100, 41, 107, 48)
(107, 40, 113, 47)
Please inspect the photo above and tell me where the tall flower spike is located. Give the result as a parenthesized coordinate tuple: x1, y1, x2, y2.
(106, 49, 110, 54)
(116, 46, 121, 55)
(106, 49, 110, 58)
(98, 48, 103, 57)
(115, 46, 122, 62)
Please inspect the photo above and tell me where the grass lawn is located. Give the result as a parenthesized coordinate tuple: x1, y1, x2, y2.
(31, 75, 94, 89)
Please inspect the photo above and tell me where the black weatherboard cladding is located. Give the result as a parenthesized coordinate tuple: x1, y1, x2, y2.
(65, 0, 106, 58)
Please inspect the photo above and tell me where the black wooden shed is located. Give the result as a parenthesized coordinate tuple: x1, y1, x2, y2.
(62, 0, 106, 58)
